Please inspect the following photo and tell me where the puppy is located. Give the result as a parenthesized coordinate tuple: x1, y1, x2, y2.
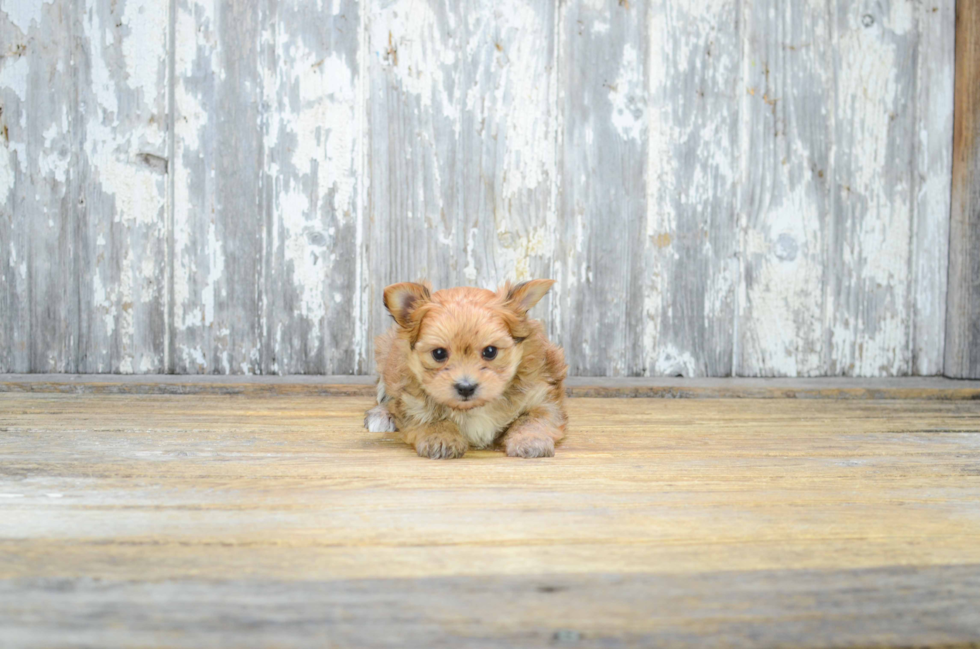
(364, 279, 567, 459)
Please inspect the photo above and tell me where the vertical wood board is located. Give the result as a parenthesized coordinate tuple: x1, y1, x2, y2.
(557, 0, 647, 376)
(643, 0, 739, 377)
(946, 0, 980, 378)
(75, 0, 170, 373)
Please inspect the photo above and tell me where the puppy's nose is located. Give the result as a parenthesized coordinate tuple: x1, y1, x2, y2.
(454, 380, 478, 399)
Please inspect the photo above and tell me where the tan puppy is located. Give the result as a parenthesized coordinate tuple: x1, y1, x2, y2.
(364, 279, 567, 459)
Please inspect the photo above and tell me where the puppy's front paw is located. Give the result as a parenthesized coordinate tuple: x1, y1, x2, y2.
(505, 434, 555, 458)
(364, 405, 397, 433)
(415, 434, 468, 460)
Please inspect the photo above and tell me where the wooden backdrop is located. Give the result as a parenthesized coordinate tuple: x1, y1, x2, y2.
(0, 0, 965, 377)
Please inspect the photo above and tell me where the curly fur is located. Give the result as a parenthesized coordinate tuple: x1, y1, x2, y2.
(365, 280, 567, 459)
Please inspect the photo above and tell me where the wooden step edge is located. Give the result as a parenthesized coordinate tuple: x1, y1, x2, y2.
(2, 374, 979, 399)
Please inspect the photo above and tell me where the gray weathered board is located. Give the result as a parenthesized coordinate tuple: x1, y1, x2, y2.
(0, 0, 963, 377)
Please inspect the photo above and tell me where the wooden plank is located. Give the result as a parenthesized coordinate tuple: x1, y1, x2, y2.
(171, 0, 265, 373)
(74, 0, 170, 373)
(828, 2, 919, 376)
(644, 0, 739, 377)
(3, 566, 979, 648)
(946, 0, 980, 378)
(1, 394, 979, 646)
(454, 0, 559, 296)
(259, 0, 362, 374)
(912, 1, 955, 375)
(557, 0, 646, 376)
(737, 0, 836, 377)
(0, 1, 76, 372)
(365, 0, 462, 359)
(364, 0, 559, 369)
(0, 7, 29, 372)
(3, 374, 980, 399)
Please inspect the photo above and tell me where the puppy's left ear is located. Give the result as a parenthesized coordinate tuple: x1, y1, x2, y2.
(383, 282, 431, 328)
(503, 279, 555, 316)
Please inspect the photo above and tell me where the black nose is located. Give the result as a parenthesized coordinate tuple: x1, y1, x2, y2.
(454, 380, 477, 398)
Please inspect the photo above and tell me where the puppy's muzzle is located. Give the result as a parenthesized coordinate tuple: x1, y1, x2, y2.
(454, 380, 478, 399)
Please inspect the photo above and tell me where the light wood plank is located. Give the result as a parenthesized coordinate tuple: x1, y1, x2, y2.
(365, 0, 463, 353)
(946, 0, 980, 378)
(828, 1, 919, 376)
(364, 0, 559, 369)
(644, 0, 739, 377)
(0, 1, 76, 372)
(259, 0, 363, 374)
(171, 0, 265, 373)
(455, 0, 559, 294)
(557, 0, 646, 376)
(1, 393, 979, 646)
(912, 0, 955, 375)
(3, 566, 979, 649)
(75, 0, 170, 373)
(737, 0, 835, 377)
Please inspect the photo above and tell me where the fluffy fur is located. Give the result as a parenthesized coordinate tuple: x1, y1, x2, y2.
(364, 280, 568, 459)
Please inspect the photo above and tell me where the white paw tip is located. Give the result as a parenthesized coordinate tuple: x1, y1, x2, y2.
(364, 406, 397, 433)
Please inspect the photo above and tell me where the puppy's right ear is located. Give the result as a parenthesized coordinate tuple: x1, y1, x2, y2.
(383, 282, 431, 328)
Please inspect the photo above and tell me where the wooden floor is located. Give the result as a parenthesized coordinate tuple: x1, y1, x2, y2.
(2, 390, 980, 647)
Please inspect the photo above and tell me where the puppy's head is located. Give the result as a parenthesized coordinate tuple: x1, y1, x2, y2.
(383, 279, 554, 410)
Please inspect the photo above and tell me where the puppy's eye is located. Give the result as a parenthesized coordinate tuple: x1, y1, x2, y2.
(432, 348, 448, 362)
(482, 346, 498, 360)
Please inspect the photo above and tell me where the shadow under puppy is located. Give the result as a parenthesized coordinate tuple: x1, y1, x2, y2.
(365, 279, 568, 459)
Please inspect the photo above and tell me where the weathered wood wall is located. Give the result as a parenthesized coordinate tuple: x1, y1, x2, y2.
(0, 0, 963, 377)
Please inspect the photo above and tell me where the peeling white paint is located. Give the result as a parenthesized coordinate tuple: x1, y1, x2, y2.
(120, 0, 168, 100)
(494, 225, 553, 282)
(2, 0, 52, 34)
(653, 344, 698, 378)
(741, 183, 825, 376)
(370, 0, 456, 117)
(0, 53, 29, 100)
(283, 48, 356, 221)
(0, 142, 14, 204)
(3, 0, 957, 377)
(202, 222, 225, 326)
(609, 43, 646, 142)
(482, 0, 556, 202)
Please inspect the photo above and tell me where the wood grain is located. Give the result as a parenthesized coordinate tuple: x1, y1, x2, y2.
(738, 1, 955, 377)
(76, 0, 170, 373)
(4, 374, 980, 400)
(0, 0, 966, 377)
(1, 393, 979, 646)
(557, 0, 646, 376)
(0, 1, 76, 372)
(913, 0, 955, 376)
(737, 0, 834, 377)
(365, 0, 560, 369)
(170, 0, 265, 373)
(643, 0, 739, 378)
(260, 0, 363, 375)
(3, 567, 980, 648)
(946, 0, 980, 378)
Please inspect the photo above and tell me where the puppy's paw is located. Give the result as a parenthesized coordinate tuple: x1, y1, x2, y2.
(415, 434, 468, 460)
(505, 434, 555, 458)
(364, 405, 397, 433)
